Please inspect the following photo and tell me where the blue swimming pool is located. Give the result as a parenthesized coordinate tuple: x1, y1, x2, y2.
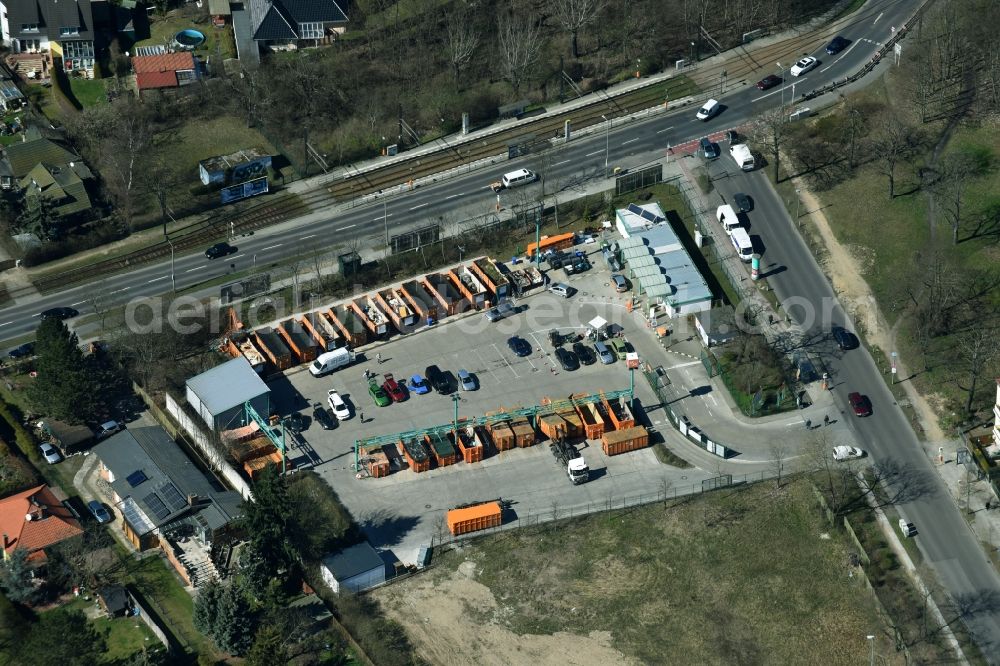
(173, 29, 205, 50)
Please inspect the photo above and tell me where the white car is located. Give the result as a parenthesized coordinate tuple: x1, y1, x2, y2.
(327, 390, 351, 420)
(790, 56, 818, 76)
(832, 445, 864, 461)
(39, 443, 61, 464)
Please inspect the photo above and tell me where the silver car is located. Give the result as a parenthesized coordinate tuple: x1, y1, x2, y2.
(547, 283, 572, 298)
(595, 341, 615, 364)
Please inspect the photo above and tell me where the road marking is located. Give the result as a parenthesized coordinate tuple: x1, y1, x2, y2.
(109, 287, 129, 295)
(300, 234, 318, 240)
(873, 11, 883, 23)
(372, 214, 394, 222)
(492, 343, 520, 378)
(585, 150, 603, 157)
(553, 159, 571, 166)
(337, 224, 357, 231)
(621, 137, 639, 145)
(231, 254, 245, 260)
(752, 85, 794, 103)
(185, 267, 202, 273)
(409, 203, 428, 210)
(147, 276, 169, 283)
(665, 360, 700, 370)
(820, 41, 861, 72)
(445, 193, 462, 200)
(260, 244, 283, 251)
(70, 300, 86, 307)
(0, 322, 11, 328)
(655, 126, 674, 134)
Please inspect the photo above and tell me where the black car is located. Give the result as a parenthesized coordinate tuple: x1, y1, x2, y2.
(825, 36, 850, 55)
(573, 342, 596, 366)
(700, 137, 719, 159)
(284, 412, 306, 434)
(733, 193, 752, 213)
(425, 364, 451, 394)
(39, 307, 78, 320)
(507, 336, 532, 357)
(312, 403, 335, 430)
(205, 242, 237, 259)
(725, 129, 739, 144)
(756, 74, 782, 90)
(7, 342, 34, 359)
(832, 326, 859, 350)
(555, 347, 579, 371)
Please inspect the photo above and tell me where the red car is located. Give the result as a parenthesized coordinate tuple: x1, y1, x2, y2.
(382, 374, 407, 402)
(848, 392, 872, 417)
(756, 74, 782, 90)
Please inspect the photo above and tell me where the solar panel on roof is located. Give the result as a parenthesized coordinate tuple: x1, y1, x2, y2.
(143, 493, 171, 521)
(159, 483, 187, 512)
(126, 470, 148, 487)
(627, 203, 645, 216)
(640, 208, 664, 223)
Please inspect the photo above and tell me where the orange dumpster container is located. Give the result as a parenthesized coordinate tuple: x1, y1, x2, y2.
(602, 395, 636, 430)
(509, 416, 536, 448)
(399, 438, 431, 473)
(425, 432, 457, 467)
(557, 408, 583, 437)
(447, 502, 502, 535)
(486, 421, 515, 451)
(576, 401, 606, 439)
(456, 427, 485, 463)
(601, 426, 649, 456)
(538, 414, 568, 440)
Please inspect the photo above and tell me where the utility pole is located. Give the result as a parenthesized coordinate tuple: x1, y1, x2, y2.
(776, 62, 786, 110)
(383, 199, 389, 247)
(601, 114, 610, 177)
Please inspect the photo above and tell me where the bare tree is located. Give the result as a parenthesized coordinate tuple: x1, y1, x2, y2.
(226, 66, 271, 128)
(496, 11, 544, 96)
(871, 115, 920, 199)
(551, 0, 606, 59)
(933, 151, 984, 245)
(768, 441, 789, 489)
(445, 10, 480, 87)
(956, 327, 1000, 416)
(751, 106, 785, 182)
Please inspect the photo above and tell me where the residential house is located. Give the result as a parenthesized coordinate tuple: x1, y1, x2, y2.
(93, 426, 243, 553)
(2, 0, 99, 72)
(186, 357, 270, 431)
(246, 0, 348, 53)
(21, 161, 92, 221)
(0, 484, 83, 565)
(1, 132, 92, 190)
(132, 52, 200, 94)
(36, 418, 94, 456)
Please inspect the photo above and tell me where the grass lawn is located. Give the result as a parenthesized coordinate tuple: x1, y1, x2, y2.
(128, 556, 219, 659)
(379, 479, 897, 664)
(154, 115, 274, 188)
(67, 77, 107, 108)
(136, 9, 235, 60)
(25, 83, 62, 123)
(56, 596, 162, 662)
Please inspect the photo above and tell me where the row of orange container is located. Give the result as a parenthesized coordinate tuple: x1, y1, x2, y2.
(226, 258, 540, 373)
(447, 501, 503, 535)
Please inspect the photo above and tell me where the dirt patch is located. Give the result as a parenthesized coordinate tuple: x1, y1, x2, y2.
(794, 182, 945, 442)
(374, 564, 634, 666)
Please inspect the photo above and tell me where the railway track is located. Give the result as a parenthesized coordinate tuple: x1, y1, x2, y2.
(327, 77, 690, 201)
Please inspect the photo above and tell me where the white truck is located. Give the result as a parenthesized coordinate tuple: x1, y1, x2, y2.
(552, 438, 589, 484)
(309, 347, 355, 377)
(730, 143, 754, 171)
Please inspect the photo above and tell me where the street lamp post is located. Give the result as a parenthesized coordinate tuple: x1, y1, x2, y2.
(168, 239, 176, 293)
(601, 114, 610, 177)
(866, 635, 875, 666)
(795, 189, 801, 221)
(383, 199, 389, 247)
(776, 62, 786, 109)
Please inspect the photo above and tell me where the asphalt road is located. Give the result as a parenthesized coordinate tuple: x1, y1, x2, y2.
(0, 0, 919, 346)
(707, 155, 1000, 659)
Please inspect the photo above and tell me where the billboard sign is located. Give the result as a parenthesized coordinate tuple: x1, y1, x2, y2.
(221, 176, 269, 204)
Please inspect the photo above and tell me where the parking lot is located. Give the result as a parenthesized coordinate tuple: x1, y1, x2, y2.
(268, 252, 713, 564)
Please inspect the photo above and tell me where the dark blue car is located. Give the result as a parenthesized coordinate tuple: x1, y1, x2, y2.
(826, 36, 850, 55)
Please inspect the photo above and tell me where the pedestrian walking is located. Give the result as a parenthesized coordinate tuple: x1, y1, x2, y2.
(823, 415, 830, 426)
(804, 419, 811, 430)
(359, 411, 365, 423)
(376, 353, 382, 364)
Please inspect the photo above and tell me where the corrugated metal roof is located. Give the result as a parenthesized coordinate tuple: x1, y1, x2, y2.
(616, 236, 646, 250)
(186, 357, 269, 416)
(132, 52, 195, 74)
(626, 254, 656, 270)
(644, 282, 674, 298)
(630, 265, 664, 281)
(621, 246, 652, 261)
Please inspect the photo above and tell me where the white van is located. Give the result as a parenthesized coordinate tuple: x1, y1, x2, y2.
(696, 99, 720, 121)
(716, 204, 741, 234)
(501, 168, 537, 189)
(730, 227, 754, 262)
(729, 143, 755, 171)
(310, 348, 354, 377)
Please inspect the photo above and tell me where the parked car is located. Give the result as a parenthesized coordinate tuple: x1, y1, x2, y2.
(425, 364, 452, 394)
(312, 403, 335, 430)
(733, 193, 752, 212)
(573, 342, 596, 366)
(458, 369, 477, 391)
(547, 282, 572, 298)
(832, 445, 864, 461)
(284, 412, 306, 433)
(507, 336, 531, 357)
(205, 242, 237, 259)
(595, 341, 615, 365)
(700, 137, 719, 159)
(555, 347, 579, 371)
(790, 56, 818, 76)
(608, 338, 633, 360)
(409, 373, 431, 395)
(899, 519, 918, 537)
(87, 500, 111, 524)
(95, 420, 123, 440)
(39, 442, 61, 464)
(369, 380, 392, 407)
(485, 302, 515, 322)
(39, 306, 78, 320)
(610, 274, 629, 292)
(382, 374, 407, 402)
(848, 392, 872, 417)
(832, 326, 859, 350)
(825, 35, 850, 55)
(563, 257, 590, 274)
(756, 74, 782, 90)
(8, 343, 34, 359)
(327, 390, 351, 420)
(725, 129, 739, 144)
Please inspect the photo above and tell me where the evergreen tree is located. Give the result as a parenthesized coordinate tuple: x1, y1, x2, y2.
(245, 625, 289, 666)
(15, 608, 105, 666)
(192, 579, 221, 637)
(211, 580, 255, 656)
(238, 466, 299, 599)
(27, 318, 97, 422)
(17, 191, 59, 241)
(0, 548, 41, 605)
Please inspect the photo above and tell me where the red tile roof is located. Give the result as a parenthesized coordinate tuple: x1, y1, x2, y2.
(131, 52, 195, 74)
(0, 485, 83, 558)
(136, 70, 179, 90)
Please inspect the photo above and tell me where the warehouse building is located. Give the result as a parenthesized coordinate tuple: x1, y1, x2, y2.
(186, 357, 270, 430)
